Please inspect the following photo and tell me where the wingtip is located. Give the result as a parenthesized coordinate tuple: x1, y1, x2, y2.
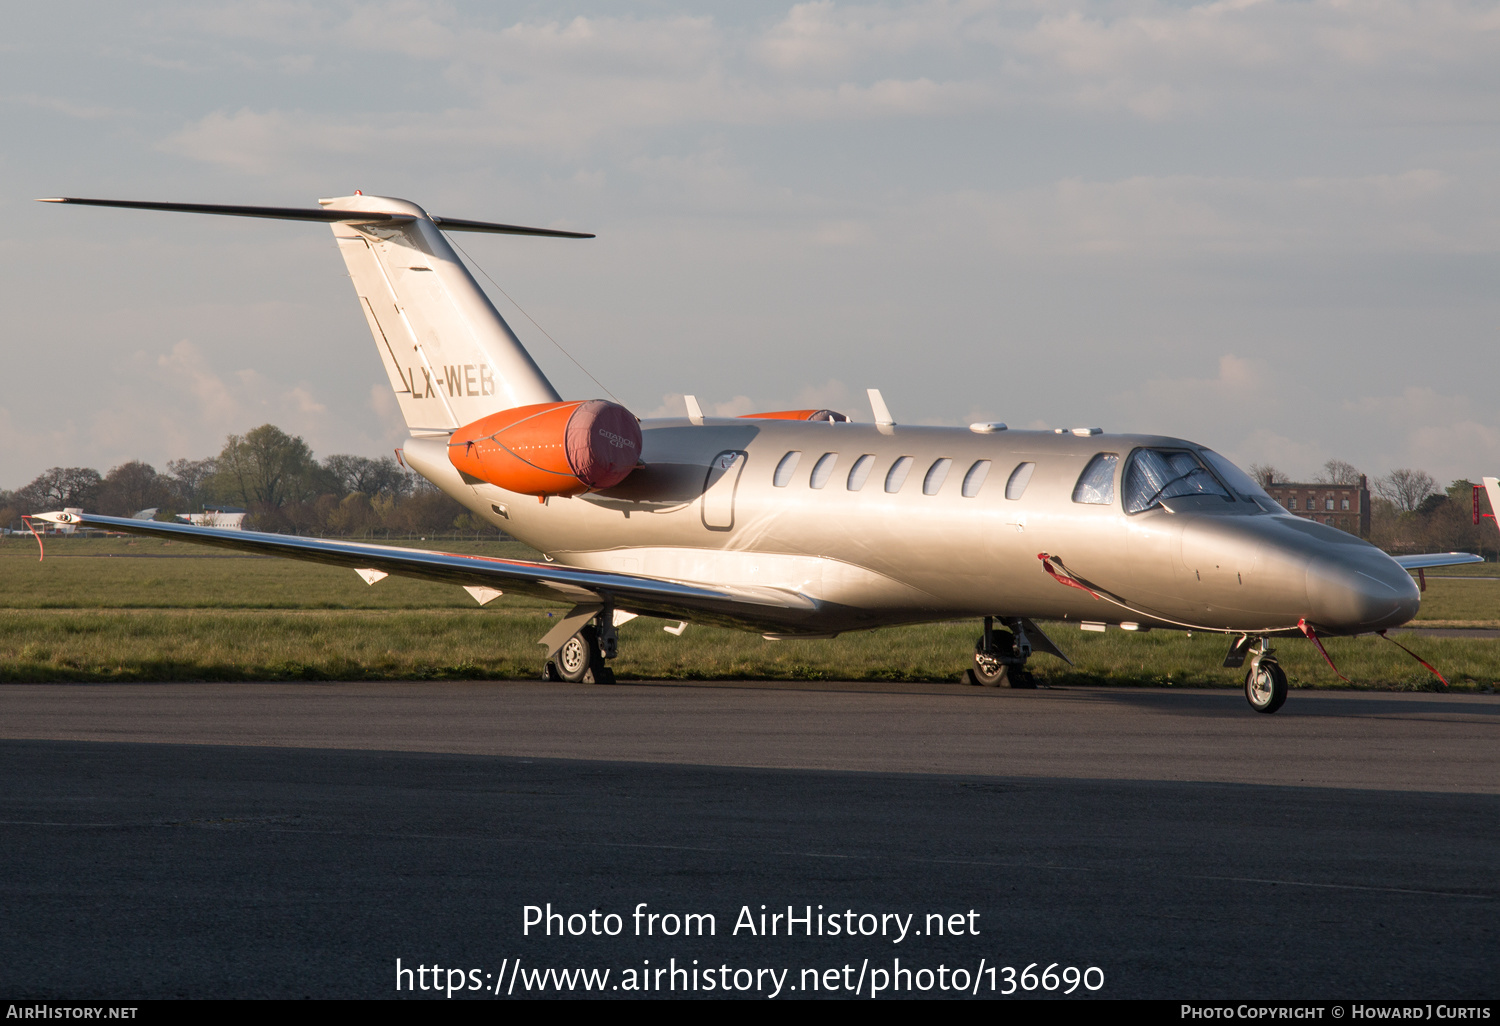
(35, 197, 67, 203)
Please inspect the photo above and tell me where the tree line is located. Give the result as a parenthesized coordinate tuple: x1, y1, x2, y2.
(0, 424, 497, 538)
(1250, 459, 1497, 561)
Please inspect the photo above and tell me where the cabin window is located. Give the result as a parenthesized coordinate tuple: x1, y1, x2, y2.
(1004, 462, 1035, 500)
(1122, 448, 1230, 514)
(847, 454, 875, 491)
(962, 460, 991, 498)
(773, 451, 801, 487)
(1072, 453, 1119, 506)
(923, 458, 952, 495)
(885, 456, 914, 493)
(809, 452, 838, 489)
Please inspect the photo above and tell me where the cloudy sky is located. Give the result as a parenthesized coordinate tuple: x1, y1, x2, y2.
(4, 0, 1498, 489)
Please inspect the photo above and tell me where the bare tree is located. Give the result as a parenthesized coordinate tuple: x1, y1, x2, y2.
(1375, 469, 1437, 514)
(167, 457, 217, 511)
(15, 467, 103, 511)
(1248, 463, 1284, 486)
(98, 461, 176, 516)
(323, 454, 411, 498)
(1315, 459, 1362, 485)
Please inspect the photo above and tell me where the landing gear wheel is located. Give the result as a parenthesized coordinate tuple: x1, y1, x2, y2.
(1245, 659, 1288, 714)
(557, 626, 610, 684)
(972, 640, 1008, 687)
(971, 630, 1037, 688)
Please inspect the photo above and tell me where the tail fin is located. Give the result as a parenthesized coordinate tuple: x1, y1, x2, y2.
(322, 194, 562, 433)
(38, 194, 591, 435)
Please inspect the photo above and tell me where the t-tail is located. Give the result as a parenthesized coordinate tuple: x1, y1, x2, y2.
(322, 194, 566, 434)
(38, 193, 591, 435)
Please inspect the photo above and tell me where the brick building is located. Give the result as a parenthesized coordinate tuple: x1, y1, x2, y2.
(1261, 475, 1371, 537)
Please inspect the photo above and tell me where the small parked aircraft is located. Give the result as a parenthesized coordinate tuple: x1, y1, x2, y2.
(33, 195, 1482, 712)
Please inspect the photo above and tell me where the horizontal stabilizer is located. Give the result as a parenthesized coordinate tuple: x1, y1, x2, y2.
(37, 197, 594, 237)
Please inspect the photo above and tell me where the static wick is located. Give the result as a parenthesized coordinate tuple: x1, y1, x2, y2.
(21, 516, 44, 561)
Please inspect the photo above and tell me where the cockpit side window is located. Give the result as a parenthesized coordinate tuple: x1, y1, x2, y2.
(1072, 453, 1119, 505)
(1123, 448, 1231, 514)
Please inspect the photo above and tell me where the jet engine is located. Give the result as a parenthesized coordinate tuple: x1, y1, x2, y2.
(448, 400, 642, 497)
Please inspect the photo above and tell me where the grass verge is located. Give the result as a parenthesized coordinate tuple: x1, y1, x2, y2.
(1, 609, 1495, 690)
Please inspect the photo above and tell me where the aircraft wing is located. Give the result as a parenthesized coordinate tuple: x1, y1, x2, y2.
(1392, 552, 1485, 570)
(29, 511, 818, 632)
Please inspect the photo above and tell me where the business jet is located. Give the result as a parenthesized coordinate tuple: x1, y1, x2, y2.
(31, 195, 1482, 713)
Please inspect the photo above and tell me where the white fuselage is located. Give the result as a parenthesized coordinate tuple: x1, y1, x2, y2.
(404, 418, 1421, 637)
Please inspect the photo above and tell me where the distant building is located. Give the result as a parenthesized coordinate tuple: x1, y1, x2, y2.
(180, 505, 247, 531)
(1261, 475, 1370, 537)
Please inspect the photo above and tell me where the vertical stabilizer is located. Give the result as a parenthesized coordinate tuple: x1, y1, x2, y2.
(322, 194, 561, 433)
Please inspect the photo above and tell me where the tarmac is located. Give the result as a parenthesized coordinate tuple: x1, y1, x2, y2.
(1, 681, 1496, 999)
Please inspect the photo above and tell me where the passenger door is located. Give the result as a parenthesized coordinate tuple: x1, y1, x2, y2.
(702, 451, 747, 531)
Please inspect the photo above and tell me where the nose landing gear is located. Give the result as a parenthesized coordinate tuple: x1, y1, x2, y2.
(1243, 640, 1287, 714)
(966, 616, 1037, 688)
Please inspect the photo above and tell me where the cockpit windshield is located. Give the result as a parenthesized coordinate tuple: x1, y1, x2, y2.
(1123, 448, 1232, 514)
(1197, 449, 1285, 514)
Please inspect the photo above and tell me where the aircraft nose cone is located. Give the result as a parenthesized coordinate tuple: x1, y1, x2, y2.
(1305, 553, 1420, 633)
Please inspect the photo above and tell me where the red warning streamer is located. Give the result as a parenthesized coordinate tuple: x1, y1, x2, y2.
(1037, 552, 1102, 600)
(1377, 630, 1449, 687)
(20, 516, 44, 561)
(1297, 618, 1349, 682)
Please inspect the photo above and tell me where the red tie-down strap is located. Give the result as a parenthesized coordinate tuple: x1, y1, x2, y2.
(1377, 630, 1449, 687)
(20, 516, 44, 561)
(1297, 619, 1349, 682)
(1037, 553, 1102, 600)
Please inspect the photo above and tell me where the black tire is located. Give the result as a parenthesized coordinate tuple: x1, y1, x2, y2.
(972, 637, 1009, 687)
(556, 626, 599, 683)
(1245, 659, 1288, 714)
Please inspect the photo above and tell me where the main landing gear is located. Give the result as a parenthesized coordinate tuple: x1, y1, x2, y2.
(541, 605, 619, 684)
(966, 616, 1037, 688)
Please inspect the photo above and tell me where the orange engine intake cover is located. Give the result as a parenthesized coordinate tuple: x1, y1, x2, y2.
(739, 409, 849, 422)
(448, 400, 642, 497)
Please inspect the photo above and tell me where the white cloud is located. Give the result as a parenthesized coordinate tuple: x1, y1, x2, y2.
(921, 169, 1499, 257)
(147, 1, 1500, 175)
(1343, 387, 1500, 481)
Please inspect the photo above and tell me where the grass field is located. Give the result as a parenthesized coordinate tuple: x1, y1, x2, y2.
(2, 535, 1497, 689)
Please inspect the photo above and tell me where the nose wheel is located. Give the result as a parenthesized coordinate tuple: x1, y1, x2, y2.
(1244, 656, 1287, 714)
